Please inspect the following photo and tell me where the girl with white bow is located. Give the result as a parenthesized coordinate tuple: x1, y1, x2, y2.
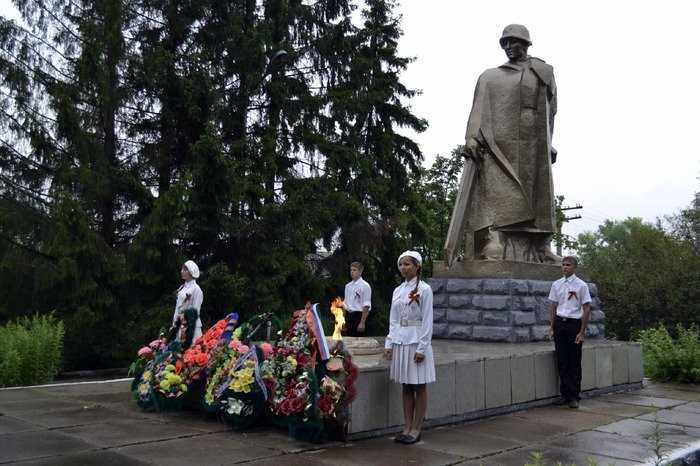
(384, 250, 436, 444)
(172, 260, 204, 344)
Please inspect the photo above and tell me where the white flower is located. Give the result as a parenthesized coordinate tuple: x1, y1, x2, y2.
(226, 397, 245, 415)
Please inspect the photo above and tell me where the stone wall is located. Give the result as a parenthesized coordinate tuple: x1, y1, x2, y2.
(348, 340, 643, 437)
(429, 278, 605, 342)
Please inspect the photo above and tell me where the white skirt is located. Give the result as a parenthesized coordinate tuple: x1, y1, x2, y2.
(390, 343, 436, 384)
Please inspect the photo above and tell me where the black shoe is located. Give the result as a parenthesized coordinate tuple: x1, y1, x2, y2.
(552, 397, 568, 406)
(568, 399, 579, 409)
(402, 433, 421, 444)
(394, 434, 407, 443)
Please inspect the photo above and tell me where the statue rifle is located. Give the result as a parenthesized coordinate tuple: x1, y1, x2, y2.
(443, 146, 480, 268)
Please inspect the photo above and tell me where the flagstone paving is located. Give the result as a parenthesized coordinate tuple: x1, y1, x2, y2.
(1, 379, 699, 465)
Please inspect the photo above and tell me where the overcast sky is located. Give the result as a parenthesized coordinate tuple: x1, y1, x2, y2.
(2, 0, 698, 240)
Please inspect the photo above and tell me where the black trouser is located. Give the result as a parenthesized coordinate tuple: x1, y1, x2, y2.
(345, 311, 365, 337)
(553, 316, 583, 401)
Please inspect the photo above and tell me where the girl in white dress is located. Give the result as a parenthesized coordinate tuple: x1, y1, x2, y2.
(172, 260, 204, 345)
(384, 251, 435, 444)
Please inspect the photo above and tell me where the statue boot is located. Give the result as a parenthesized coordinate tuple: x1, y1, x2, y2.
(537, 238, 562, 264)
(478, 229, 505, 260)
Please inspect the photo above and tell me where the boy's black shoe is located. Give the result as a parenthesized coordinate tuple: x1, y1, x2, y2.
(552, 397, 568, 406)
(568, 399, 579, 409)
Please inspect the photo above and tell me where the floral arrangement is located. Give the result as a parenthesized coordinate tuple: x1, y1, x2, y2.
(316, 341, 359, 440)
(181, 314, 237, 385)
(263, 309, 316, 419)
(219, 347, 269, 430)
(133, 342, 186, 411)
(131, 304, 357, 441)
(203, 339, 248, 407)
(129, 338, 166, 380)
(155, 363, 187, 398)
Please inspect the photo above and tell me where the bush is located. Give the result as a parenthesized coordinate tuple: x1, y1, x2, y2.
(0, 313, 64, 387)
(637, 324, 700, 383)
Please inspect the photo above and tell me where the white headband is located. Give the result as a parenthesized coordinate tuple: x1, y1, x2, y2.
(397, 250, 422, 267)
(183, 260, 200, 279)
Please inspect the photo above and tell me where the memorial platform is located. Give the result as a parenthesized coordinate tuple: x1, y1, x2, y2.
(348, 339, 644, 439)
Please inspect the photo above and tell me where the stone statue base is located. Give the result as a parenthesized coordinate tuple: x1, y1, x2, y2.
(428, 267, 604, 343)
(433, 259, 588, 281)
(326, 336, 383, 356)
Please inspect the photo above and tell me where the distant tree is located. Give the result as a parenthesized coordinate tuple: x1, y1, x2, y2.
(577, 217, 700, 339)
(411, 146, 463, 270)
(552, 195, 580, 255)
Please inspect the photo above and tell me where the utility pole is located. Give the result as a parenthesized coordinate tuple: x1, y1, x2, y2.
(556, 204, 583, 256)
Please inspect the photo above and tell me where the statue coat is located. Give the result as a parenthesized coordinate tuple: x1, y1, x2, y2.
(464, 56, 557, 236)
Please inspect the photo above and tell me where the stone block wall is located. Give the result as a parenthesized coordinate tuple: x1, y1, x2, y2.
(429, 278, 605, 342)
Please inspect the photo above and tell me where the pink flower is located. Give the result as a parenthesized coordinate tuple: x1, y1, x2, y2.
(229, 339, 242, 350)
(260, 342, 273, 359)
(148, 339, 164, 349)
(138, 346, 153, 358)
(238, 345, 250, 354)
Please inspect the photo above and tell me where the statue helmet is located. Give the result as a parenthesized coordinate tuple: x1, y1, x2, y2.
(499, 24, 532, 47)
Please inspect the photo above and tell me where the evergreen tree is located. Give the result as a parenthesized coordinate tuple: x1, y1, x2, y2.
(322, 0, 427, 329)
(411, 147, 463, 271)
(0, 0, 427, 367)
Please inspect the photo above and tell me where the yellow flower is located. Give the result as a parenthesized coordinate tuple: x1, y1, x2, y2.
(160, 380, 171, 390)
(165, 364, 176, 372)
(142, 371, 152, 381)
(180, 384, 187, 392)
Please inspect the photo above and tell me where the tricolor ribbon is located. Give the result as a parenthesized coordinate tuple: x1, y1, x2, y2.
(306, 303, 330, 361)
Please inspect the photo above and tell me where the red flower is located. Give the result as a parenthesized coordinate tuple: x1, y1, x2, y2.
(345, 385, 357, 404)
(288, 396, 305, 414)
(346, 363, 359, 385)
(279, 396, 306, 415)
(318, 395, 335, 414)
(195, 352, 209, 366)
(296, 353, 310, 367)
(175, 359, 183, 374)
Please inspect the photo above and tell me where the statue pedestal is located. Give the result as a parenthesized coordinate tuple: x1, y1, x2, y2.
(433, 259, 582, 281)
(429, 260, 604, 343)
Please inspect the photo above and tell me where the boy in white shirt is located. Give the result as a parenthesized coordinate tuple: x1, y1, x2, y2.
(548, 256, 592, 408)
(342, 262, 372, 336)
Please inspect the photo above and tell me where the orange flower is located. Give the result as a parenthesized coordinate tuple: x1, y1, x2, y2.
(195, 352, 209, 366)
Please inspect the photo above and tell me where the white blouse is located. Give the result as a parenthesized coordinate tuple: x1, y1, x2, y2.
(172, 279, 204, 340)
(385, 278, 434, 355)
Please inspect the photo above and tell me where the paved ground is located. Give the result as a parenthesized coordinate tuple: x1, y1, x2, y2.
(1, 379, 699, 465)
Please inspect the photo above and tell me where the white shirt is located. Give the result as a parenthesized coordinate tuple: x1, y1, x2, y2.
(548, 274, 592, 319)
(344, 277, 372, 313)
(173, 280, 204, 340)
(385, 278, 433, 354)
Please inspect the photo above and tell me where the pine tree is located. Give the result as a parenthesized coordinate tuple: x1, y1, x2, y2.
(0, 0, 428, 367)
(321, 0, 427, 324)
